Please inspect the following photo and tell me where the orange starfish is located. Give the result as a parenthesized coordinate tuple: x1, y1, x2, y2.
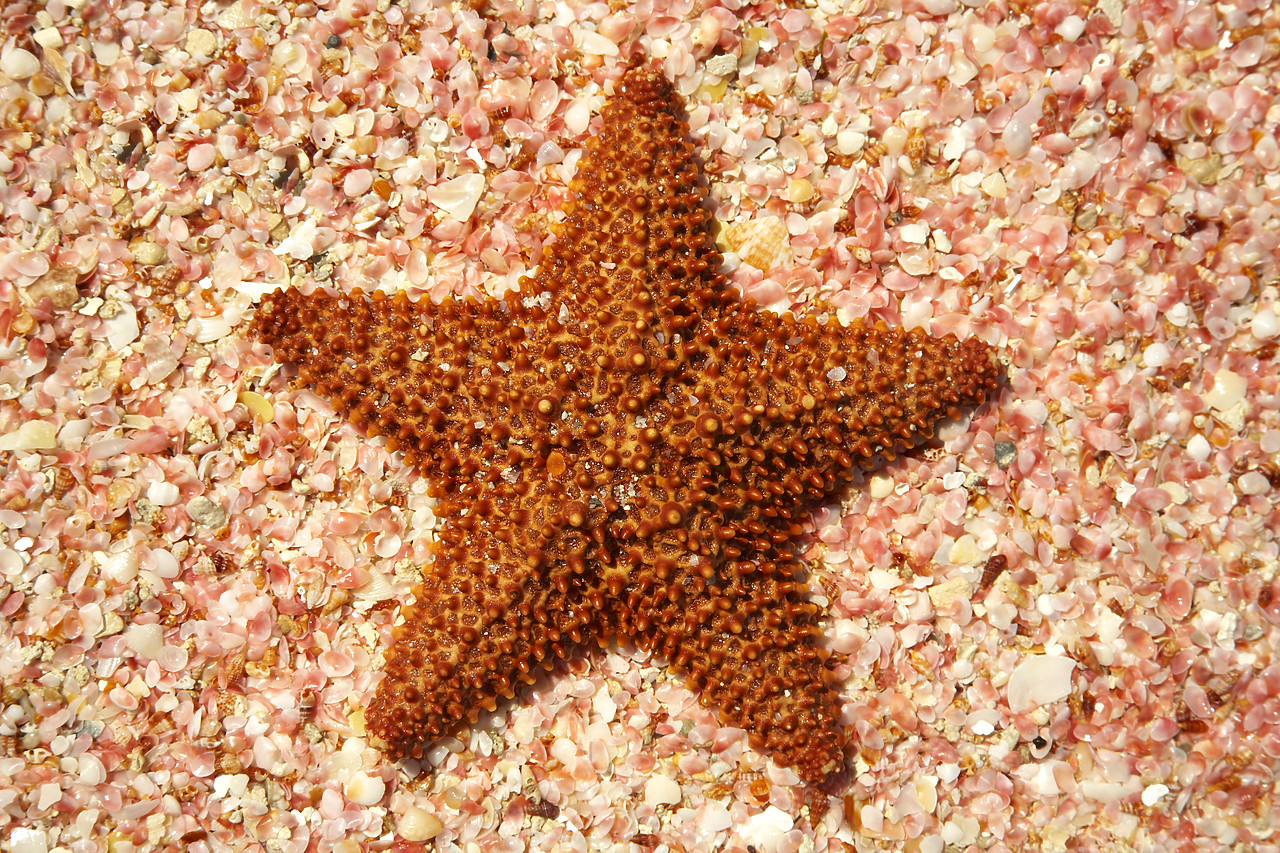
(250, 58, 999, 782)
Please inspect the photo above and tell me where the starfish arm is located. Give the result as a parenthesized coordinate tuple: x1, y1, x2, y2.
(622, 535, 848, 782)
(533, 58, 721, 321)
(365, 479, 603, 760)
(671, 307, 1000, 515)
(250, 285, 540, 493)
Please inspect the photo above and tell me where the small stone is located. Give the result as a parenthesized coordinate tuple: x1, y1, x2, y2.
(993, 441, 1017, 469)
(835, 129, 865, 156)
(9, 828, 49, 853)
(185, 29, 218, 58)
(27, 265, 79, 309)
(578, 30, 619, 56)
(186, 496, 227, 527)
(1141, 783, 1170, 807)
(1178, 152, 1222, 185)
(0, 421, 57, 452)
(898, 249, 933, 276)
(33, 27, 64, 50)
(239, 390, 276, 422)
(1142, 342, 1170, 368)
(995, 572, 1029, 608)
(1165, 302, 1191, 327)
(980, 171, 1007, 199)
(899, 222, 929, 244)
(216, 0, 252, 29)
(130, 241, 166, 266)
(868, 471, 895, 500)
(929, 575, 973, 608)
(946, 533, 978, 564)
(705, 52, 739, 78)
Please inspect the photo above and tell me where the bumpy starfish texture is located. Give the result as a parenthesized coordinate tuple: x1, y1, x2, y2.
(250, 59, 999, 782)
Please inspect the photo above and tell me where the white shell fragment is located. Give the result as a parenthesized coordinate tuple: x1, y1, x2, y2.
(1007, 654, 1076, 712)
(0, 420, 57, 451)
(428, 174, 486, 222)
(738, 805, 794, 853)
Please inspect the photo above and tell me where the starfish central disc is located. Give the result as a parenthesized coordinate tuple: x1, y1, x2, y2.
(250, 58, 1000, 783)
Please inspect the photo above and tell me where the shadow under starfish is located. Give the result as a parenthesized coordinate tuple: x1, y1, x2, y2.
(249, 55, 1000, 784)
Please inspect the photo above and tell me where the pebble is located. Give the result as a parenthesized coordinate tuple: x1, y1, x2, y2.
(946, 535, 978, 565)
(1001, 118, 1033, 159)
(239, 390, 275, 422)
(578, 30, 619, 56)
(835, 129, 865, 156)
(899, 222, 929, 244)
(993, 441, 1017, 469)
(868, 471, 895, 500)
(0, 421, 57, 452)
(131, 241, 166, 266)
(185, 496, 227, 527)
(1142, 783, 1170, 807)
(185, 29, 218, 58)
(10, 828, 49, 853)
(786, 178, 813, 204)
(28, 266, 79, 309)
(216, 0, 252, 29)
(1186, 433, 1211, 462)
(34, 28, 64, 50)
(929, 575, 973, 607)
(1142, 342, 1170, 368)
(705, 52, 738, 78)
(981, 171, 1007, 199)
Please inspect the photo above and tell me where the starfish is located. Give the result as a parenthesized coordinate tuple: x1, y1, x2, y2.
(249, 57, 999, 782)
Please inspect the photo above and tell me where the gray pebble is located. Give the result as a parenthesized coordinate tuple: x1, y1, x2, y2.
(993, 440, 1017, 470)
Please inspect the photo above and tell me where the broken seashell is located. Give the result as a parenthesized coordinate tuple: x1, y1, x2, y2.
(721, 215, 791, 271)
